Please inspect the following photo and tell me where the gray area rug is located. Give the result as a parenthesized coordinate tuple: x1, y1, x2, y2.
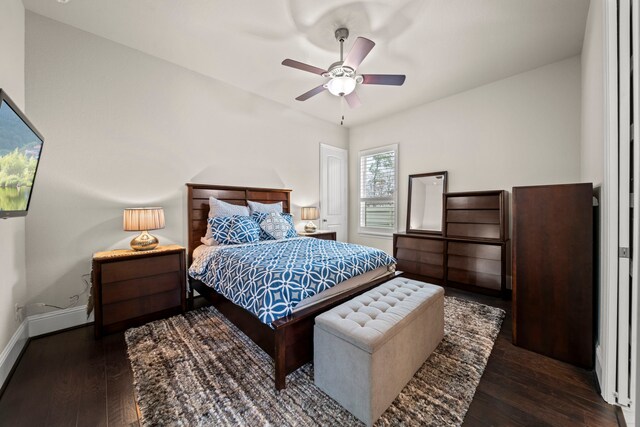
(125, 296, 505, 426)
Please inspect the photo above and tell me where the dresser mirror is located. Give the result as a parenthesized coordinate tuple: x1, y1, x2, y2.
(406, 171, 448, 234)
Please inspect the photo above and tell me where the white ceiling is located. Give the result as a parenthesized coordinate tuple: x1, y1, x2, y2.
(22, 0, 590, 127)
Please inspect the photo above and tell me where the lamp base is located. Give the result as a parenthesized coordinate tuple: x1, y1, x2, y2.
(304, 221, 317, 233)
(130, 230, 159, 251)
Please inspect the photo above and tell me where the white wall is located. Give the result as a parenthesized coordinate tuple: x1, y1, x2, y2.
(349, 56, 582, 254)
(581, 0, 605, 186)
(24, 13, 347, 311)
(0, 0, 27, 352)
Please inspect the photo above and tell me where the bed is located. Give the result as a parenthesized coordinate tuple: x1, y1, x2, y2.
(186, 183, 397, 389)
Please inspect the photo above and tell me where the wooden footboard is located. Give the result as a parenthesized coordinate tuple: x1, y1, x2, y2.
(190, 271, 398, 389)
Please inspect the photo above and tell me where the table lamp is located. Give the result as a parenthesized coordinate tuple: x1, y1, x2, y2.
(123, 207, 165, 251)
(301, 207, 319, 233)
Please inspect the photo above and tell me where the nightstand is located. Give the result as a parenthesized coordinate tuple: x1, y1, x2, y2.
(92, 244, 186, 337)
(297, 230, 337, 241)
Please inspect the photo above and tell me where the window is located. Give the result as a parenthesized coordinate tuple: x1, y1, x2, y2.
(358, 144, 398, 235)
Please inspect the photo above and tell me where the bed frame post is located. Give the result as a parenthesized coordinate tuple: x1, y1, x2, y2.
(274, 328, 287, 390)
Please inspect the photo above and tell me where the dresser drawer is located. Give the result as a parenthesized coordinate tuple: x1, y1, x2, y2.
(447, 241, 503, 290)
(101, 253, 180, 283)
(446, 194, 500, 210)
(395, 248, 443, 265)
(446, 223, 502, 240)
(447, 268, 502, 290)
(395, 236, 444, 253)
(448, 242, 501, 260)
(396, 260, 444, 280)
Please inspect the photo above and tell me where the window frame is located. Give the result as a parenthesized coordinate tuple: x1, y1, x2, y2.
(357, 143, 399, 237)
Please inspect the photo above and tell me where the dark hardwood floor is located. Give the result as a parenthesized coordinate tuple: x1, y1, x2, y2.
(0, 290, 619, 426)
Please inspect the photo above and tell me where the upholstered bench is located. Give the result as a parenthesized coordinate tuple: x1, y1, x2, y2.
(314, 277, 444, 426)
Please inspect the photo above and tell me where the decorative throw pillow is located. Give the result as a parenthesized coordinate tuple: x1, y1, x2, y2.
(202, 198, 250, 245)
(247, 200, 283, 215)
(251, 212, 274, 240)
(259, 212, 293, 240)
(227, 215, 260, 244)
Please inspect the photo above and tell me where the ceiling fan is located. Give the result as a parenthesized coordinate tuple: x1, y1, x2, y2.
(281, 28, 406, 109)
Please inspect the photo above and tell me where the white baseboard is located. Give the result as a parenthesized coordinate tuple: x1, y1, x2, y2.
(27, 304, 92, 337)
(0, 320, 29, 390)
(0, 304, 92, 390)
(595, 344, 603, 390)
(622, 406, 635, 427)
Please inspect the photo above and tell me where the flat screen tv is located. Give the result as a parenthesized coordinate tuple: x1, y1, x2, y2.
(0, 89, 44, 218)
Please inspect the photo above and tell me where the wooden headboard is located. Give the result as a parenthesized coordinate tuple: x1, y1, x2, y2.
(186, 183, 292, 262)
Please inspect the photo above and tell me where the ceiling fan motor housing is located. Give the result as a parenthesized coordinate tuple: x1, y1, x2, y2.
(335, 28, 349, 43)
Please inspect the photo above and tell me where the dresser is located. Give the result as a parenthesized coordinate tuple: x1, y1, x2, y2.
(92, 244, 186, 337)
(393, 190, 509, 296)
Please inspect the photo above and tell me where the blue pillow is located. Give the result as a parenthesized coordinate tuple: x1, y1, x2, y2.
(208, 216, 235, 245)
(227, 215, 260, 244)
(202, 198, 250, 245)
(281, 213, 298, 238)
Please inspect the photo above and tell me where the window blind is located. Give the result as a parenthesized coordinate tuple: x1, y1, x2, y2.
(358, 145, 398, 234)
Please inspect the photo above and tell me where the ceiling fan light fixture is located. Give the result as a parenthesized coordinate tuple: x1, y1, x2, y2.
(326, 76, 356, 97)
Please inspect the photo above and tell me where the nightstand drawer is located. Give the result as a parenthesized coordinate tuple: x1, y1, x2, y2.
(101, 253, 180, 283)
(101, 272, 181, 304)
(102, 289, 181, 325)
(92, 245, 186, 337)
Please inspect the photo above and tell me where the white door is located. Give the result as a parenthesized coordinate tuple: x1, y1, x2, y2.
(320, 144, 348, 241)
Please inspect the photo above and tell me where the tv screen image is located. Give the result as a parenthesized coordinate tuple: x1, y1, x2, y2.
(0, 89, 44, 218)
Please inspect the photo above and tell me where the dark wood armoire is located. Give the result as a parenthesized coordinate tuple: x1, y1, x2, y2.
(512, 183, 594, 368)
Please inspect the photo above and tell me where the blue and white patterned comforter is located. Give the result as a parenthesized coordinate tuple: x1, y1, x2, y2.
(189, 237, 396, 325)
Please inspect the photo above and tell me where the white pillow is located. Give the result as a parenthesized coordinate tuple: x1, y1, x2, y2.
(247, 200, 283, 215)
(202, 197, 250, 245)
(209, 197, 250, 218)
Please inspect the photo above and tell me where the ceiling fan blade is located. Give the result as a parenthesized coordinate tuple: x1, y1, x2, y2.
(282, 59, 327, 76)
(344, 91, 362, 109)
(361, 74, 406, 86)
(343, 37, 375, 70)
(295, 85, 326, 101)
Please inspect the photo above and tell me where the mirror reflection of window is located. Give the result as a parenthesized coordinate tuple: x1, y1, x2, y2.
(407, 172, 447, 234)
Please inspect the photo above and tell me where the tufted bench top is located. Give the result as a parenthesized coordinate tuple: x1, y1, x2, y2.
(315, 278, 444, 353)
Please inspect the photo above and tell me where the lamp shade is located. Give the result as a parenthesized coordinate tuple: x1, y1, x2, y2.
(123, 207, 165, 231)
(301, 207, 319, 220)
(326, 76, 356, 96)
